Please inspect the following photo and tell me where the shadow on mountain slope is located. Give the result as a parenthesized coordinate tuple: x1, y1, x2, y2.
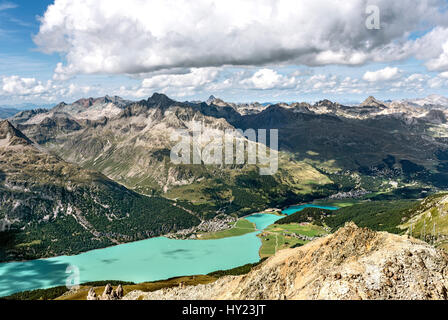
(0, 258, 70, 297)
(0, 170, 5, 184)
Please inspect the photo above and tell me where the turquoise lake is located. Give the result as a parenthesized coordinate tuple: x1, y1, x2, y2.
(245, 213, 283, 230)
(0, 232, 262, 297)
(282, 204, 339, 215)
(0, 205, 338, 297)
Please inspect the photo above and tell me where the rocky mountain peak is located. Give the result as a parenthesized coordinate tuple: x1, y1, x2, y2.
(148, 93, 174, 104)
(73, 97, 96, 108)
(72, 96, 126, 108)
(360, 96, 386, 108)
(314, 99, 341, 109)
(119, 93, 177, 117)
(206, 95, 228, 107)
(100, 95, 128, 107)
(0, 120, 33, 146)
(53, 102, 67, 110)
(206, 95, 217, 104)
(103, 95, 113, 103)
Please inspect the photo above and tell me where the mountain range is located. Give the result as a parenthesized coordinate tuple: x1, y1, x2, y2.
(0, 103, 55, 120)
(1, 93, 448, 261)
(0, 108, 21, 120)
(400, 95, 448, 110)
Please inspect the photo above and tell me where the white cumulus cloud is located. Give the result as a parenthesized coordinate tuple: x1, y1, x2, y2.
(142, 68, 220, 90)
(33, 0, 448, 79)
(1, 76, 51, 96)
(409, 27, 448, 72)
(363, 67, 401, 82)
(240, 69, 296, 90)
(0, 75, 93, 102)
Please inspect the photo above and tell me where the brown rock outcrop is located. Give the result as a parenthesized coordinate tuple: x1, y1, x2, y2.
(87, 288, 99, 301)
(86, 284, 124, 301)
(116, 285, 124, 299)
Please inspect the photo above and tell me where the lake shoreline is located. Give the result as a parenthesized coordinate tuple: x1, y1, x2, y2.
(0, 204, 339, 297)
(0, 203, 339, 264)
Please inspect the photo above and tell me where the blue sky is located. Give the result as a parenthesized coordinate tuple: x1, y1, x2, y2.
(0, 1, 55, 76)
(1, 0, 448, 105)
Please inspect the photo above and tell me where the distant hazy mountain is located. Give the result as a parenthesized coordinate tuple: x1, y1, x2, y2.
(0, 102, 53, 111)
(0, 107, 21, 120)
(400, 95, 448, 110)
(0, 102, 55, 120)
(205, 95, 270, 115)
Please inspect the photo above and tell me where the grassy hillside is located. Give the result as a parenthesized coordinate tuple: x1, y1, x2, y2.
(276, 207, 334, 226)
(258, 223, 328, 258)
(325, 200, 417, 233)
(164, 154, 334, 218)
(399, 193, 448, 248)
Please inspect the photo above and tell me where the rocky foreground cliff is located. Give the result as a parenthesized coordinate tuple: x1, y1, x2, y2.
(124, 223, 448, 300)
